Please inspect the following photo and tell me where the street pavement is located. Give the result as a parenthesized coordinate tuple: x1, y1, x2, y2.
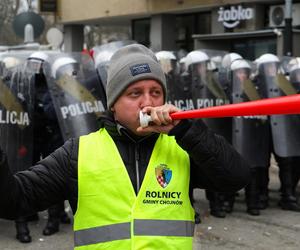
(193, 165, 300, 250)
(0, 207, 73, 250)
(0, 165, 299, 250)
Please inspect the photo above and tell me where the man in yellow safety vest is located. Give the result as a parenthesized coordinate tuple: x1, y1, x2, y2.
(0, 44, 250, 249)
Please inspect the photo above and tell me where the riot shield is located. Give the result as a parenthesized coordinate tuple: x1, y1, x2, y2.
(288, 57, 300, 90)
(189, 51, 232, 142)
(155, 51, 195, 110)
(155, 51, 179, 105)
(261, 58, 300, 157)
(170, 56, 196, 110)
(231, 59, 270, 166)
(170, 71, 195, 111)
(0, 55, 34, 173)
(93, 40, 136, 88)
(45, 52, 107, 140)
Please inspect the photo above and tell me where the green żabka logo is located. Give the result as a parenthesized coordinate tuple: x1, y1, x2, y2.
(155, 164, 172, 188)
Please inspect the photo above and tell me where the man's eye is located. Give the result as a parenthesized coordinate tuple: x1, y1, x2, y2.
(129, 91, 140, 97)
(151, 90, 162, 96)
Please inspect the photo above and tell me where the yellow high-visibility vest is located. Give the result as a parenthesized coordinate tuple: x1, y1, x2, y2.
(74, 128, 195, 250)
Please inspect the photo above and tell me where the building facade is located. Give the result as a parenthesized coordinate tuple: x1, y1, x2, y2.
(49, 0, 300, 58)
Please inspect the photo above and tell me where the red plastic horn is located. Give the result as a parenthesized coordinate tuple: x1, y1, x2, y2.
(139, 94, 300, 127)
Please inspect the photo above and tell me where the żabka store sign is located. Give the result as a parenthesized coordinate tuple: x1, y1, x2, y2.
(218, 5, 254, 28)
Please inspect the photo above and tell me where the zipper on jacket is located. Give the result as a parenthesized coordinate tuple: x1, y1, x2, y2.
(135, 144, 140, 193)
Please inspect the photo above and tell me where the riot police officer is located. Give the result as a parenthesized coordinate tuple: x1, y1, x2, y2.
(286, 57, 300, 198)
(1, 54, 36, 243)
(231, 59, 270, 215)
(185, 50, 232, 218)
(204, 52, 244, 215)
(218, 52, 242, 92)
(155, 50, 201, 224)
(49, 54, 106, 140)
(155, 51, 178, 105)
(255, 53, 300, 211)
(26, 52, 71, 236)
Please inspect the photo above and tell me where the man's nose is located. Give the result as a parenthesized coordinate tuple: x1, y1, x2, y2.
(140, 93, 153, 107)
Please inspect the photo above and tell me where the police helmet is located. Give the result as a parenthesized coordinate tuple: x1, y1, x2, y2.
(255, 53, 279, 65)
(288, 57, 300, 83)
(185, 50, 209, 70)
(27, 51, 49, 74)
(230, 59, 251, 71)
(28, 51, 49, 62)
(2, 56, 22, 69)
(155, 51, 176, 61)
(155, 51, 177, 74)
(1, 56, 22, 80)
(255, 53, 280, 76)
(288, 57, 300, 73)
(51, 56, 78, 78)
(221, 53, 242, 68)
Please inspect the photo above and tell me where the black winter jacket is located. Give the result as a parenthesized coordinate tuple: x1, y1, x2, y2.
(0, 113, 250, 219)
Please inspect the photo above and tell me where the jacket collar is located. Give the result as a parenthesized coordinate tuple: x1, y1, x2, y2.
(98, 111, 159, 143)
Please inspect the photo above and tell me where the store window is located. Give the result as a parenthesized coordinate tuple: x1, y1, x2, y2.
(232, 38, 276, 60)
(132, 18, 150, 47)
(175, 12, 210, 52)
(132, 12, 211, 52)
(197, 12, 211, 34)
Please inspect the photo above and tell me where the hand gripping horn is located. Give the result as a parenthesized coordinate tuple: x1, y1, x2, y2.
(139, 94, 300, 128)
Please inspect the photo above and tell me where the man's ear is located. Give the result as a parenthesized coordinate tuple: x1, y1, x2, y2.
(110, 106, 115, 112)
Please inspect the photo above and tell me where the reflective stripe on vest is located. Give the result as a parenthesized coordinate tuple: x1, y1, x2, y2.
(75, 220, 195, 247)
(75, 128, 195, 249)
(134, 219, 195, 237)
(75, 222, 130, 247)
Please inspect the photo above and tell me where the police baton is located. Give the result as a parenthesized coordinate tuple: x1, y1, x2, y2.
(139, 94, 300, 128)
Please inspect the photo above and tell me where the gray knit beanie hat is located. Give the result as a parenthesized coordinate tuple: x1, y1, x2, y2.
(106, 44, 167, 108)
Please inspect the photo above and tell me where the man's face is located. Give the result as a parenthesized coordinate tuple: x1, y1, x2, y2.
(196, 62, 207, 76)
(111, 80, 164, 136)
(264, 63, 278, 77)
(26, 59, 43, 74)
(234, 68, 249, 82)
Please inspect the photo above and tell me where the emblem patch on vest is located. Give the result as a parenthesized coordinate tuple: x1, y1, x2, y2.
(155, 164, 172, 188)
